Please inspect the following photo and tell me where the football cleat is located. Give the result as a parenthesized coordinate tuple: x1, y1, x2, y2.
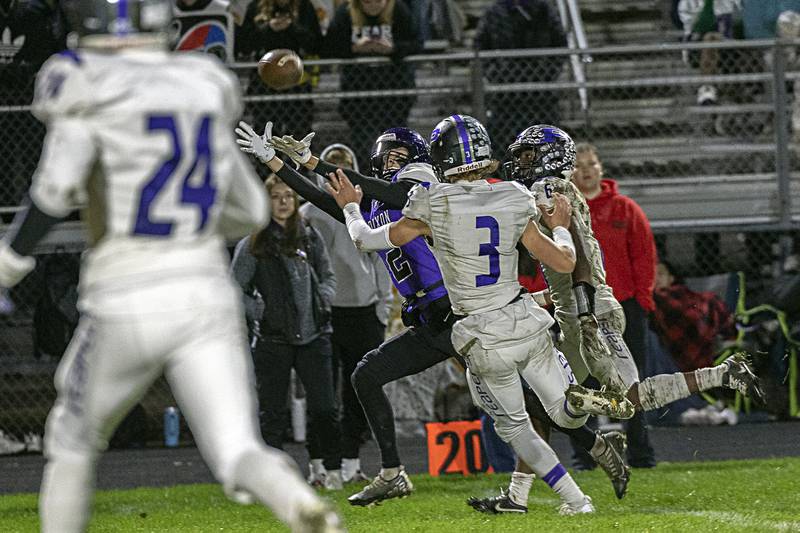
(566, 384, 636, 419)
(721, 353, 765, 403)
(558, 495, 595, 516)
(467, 488, 528, 514)
(324, 470, 344, 491)
(347, 467, 413, 506)
(294, 500, 344, 533)
(590, 431, 630, 499)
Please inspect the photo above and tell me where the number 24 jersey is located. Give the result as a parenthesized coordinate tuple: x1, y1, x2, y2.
(29, 48, 263, 294)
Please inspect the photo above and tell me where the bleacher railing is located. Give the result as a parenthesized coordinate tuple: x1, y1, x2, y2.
(1, 40, 799, 439)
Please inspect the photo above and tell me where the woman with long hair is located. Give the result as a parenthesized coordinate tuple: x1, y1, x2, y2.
(231, 174, 344, 489)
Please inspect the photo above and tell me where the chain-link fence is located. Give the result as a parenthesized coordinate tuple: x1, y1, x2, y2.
(1, 40, 799, 439)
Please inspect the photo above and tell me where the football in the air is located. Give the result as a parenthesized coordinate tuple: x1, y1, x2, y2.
(258, 49, 303, 91)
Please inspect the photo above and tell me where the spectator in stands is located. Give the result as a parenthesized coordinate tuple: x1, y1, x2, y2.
(474, 0, 567, 155)
(324, 0, 421, 163)
(652, 261, 736, 371)
(231, 174, 344, 489)
(299, 143, 392, 485)
(236, 0, 322, 137)
(678, 0, 743, 105)
(425, 0, 467, 46)
(573, 142, 658, 468)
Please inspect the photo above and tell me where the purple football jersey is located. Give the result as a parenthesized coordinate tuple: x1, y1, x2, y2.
(365, 200, 447, 310)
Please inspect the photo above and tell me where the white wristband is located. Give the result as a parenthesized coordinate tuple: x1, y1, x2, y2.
(551, 226, 576, 257)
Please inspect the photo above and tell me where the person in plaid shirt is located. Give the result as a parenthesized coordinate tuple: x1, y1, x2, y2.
(652, 261, 737, 372)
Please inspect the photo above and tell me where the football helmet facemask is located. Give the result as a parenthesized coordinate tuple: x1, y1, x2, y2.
(506, 124, 576, 188)
(370, 128, 432, 181)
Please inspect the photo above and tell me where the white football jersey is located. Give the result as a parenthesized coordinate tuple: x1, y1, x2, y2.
(394, 162, 438, 185)
(530, 178, 620, 317)
(30, 48, 266, 296)
(403, 179, 550, 324)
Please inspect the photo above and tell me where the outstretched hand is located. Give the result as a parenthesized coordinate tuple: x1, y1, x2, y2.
(234, 121, 275, 164)
(540, 192, 572, 230)
(326, 169, 363, 208)
(270, 131, 315, 165)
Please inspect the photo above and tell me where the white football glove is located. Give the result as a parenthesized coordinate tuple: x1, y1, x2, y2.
(235, 121, 276, 164)
(0, 243, 35, 289)
(270, 131, 315, 165)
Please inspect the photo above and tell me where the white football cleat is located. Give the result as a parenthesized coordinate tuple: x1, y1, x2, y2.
(558, 495, 595, 516)
(293, 500, 344, 533)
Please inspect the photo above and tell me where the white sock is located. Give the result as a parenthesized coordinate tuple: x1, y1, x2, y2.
(380, 466, 400, 480)
(637, 373, 692, 411)
(506, 424, 585, 507)
(545, 465, 586, 508)
(508, 471, 534, 506)
(342, 458, 360, 480)
(694, 364, 726, 391)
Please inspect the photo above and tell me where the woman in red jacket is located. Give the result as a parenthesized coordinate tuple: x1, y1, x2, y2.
(572, 142, 658, 468)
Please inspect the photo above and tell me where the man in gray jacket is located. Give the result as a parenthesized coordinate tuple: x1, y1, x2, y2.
(299, 143, 393, 485)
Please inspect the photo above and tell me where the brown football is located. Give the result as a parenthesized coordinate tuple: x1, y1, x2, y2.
(258, 49, 303, 91)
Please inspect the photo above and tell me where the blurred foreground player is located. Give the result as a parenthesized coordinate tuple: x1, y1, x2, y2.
(0, 2, 340, 531)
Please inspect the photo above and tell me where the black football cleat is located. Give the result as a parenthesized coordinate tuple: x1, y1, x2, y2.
(467, 489, 528, 514)
(590, 430, 630, 499)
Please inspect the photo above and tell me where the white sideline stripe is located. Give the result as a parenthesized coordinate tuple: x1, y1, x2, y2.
(517, 502, 800, 529)
(689, 511, 800, 531)
(656, 510, 800, 531)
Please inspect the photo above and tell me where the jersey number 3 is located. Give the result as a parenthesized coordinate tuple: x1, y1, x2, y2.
(133, 115, 216, 236)
(475, 216, 500, 287)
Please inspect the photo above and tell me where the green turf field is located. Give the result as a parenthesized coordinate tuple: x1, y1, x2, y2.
(1, 457, 798, 532)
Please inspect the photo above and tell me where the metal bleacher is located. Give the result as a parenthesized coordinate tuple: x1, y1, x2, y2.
(303, 0, 797, 230)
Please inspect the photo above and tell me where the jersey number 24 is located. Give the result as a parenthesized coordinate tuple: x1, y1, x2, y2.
(133, 114, 216, 236)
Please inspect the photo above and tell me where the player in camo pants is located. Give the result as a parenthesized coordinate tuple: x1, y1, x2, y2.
(468, 124, 764, 514)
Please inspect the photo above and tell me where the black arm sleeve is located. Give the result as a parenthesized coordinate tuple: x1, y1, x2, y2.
(315, 160, 412, 209)
(7, 198, 63, 256)
(275, 163, 346, 223)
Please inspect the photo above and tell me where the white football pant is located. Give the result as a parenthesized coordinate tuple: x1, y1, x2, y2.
(39, 275, 318, 533)
(463, 329, 588, 438)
